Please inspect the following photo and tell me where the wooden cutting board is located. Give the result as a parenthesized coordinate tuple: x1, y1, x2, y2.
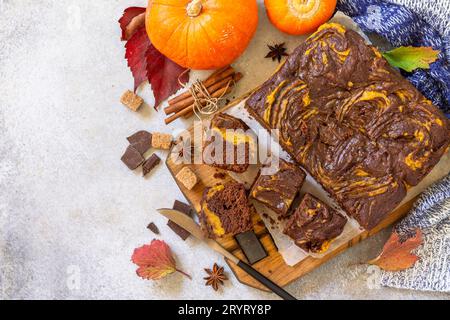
(165, 94, 421, 292)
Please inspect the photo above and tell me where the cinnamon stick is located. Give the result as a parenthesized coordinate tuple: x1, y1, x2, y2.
(168, 66, 231, 105)
(165, 73, 243, 125)
(164, 74, 235, 115)
(182, 73, 243, 119)
(165, 67, 234, 114)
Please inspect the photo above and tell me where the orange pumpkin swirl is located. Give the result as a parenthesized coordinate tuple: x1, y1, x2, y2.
(146, 0, 259, 70)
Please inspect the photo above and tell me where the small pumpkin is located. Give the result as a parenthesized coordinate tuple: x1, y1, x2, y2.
(146, 0, 259, 70)
(264, 0, 337, 35)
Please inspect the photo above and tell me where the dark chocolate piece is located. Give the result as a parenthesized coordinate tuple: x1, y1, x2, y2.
(284, 194, 347, 253)
(235, 230, 268, 265)
(173, 200, 192, 216)
(121, 145, 144, 170)
(147, 222, 159, 235)
(250, 159, 306, 217)
(203, 113, 255, 173)
(142, 154, 161, 177)
(167, 200, 192, 240)
(246, 23, 450, 229)
(127, 130, 152, 155)
(200, 183, 253, 238)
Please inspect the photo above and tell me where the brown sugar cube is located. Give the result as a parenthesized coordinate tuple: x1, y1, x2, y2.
(152, 132, 173, 150)
(175, 167, 198, 190)
(120, 90, 143, 111)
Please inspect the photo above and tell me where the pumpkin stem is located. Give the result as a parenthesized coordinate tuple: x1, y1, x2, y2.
(186, 0, 203, 17)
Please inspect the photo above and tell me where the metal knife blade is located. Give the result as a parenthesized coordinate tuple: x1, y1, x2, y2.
(157, 208, 239, 263)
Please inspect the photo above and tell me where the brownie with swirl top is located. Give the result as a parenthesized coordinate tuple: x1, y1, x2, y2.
(250, 159, 306, 218)
(284, 193, 347, 253)
(246, 23, 450, 230)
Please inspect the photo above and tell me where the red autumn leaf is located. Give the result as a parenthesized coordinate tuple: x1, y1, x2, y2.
(125, 27, 152, 92)
(118, 7, 146, 41)
(368, 229, 423, 271)
(131, 239, 191, 280)
(146, 46, 190, 108)
(120, 6, 189, 109)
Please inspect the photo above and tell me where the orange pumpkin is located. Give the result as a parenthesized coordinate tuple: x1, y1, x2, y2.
(264, 0, 337, 35)
(146, 0, 259, 70)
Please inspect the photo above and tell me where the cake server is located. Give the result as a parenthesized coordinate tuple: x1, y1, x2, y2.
(157, 208, 297, 300)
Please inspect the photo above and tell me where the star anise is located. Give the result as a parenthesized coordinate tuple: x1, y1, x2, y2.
(204, 263, 228, 291)
(265, 43, 289, 63)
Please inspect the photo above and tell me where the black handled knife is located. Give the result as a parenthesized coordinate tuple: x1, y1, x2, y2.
(157, 208, 297, 300)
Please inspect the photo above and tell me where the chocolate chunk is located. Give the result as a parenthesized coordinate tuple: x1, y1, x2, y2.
(142, 153, 161, 177)
(121, 145, 144, 170)
(235, 231, 268, 265)
(127, 131, 152, 155)
(167, 200, 193, 240)
(147, 222, 159, 235)
(173, 200, 192, 216)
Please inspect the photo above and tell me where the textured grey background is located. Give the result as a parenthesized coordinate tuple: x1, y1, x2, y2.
(0, 0, 449, 300)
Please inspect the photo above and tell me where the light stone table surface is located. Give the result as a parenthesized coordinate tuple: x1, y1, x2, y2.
(0, 0, 448, 300)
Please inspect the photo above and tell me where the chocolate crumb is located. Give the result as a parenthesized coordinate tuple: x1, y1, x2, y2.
(147, 222, 159, 235)
(121, 145, 144, 170)
(142, 153, 161, 177)
(213, 172, 227, 180)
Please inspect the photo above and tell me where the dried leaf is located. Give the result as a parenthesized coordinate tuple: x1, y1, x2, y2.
(118, 7, 146, 41)
(368, 229, 423, 271)
(146, 45, 189, 108)
(131, 239, 191, 280)
(120, 7, 189, 108)
(382, 46, 440, 72)
(125, 28, 152, 92)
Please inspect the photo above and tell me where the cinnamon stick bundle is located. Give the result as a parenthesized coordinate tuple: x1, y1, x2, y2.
(167, 66, 232, 107)
(164, 66, 243, 125)
(165, 72, 243, 125)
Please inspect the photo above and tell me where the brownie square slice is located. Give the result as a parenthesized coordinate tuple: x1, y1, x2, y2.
(250, 159, 306, 217)
(200, 182, 253, 238)
(203, 113, 256, 173)
(284, 194, 347, 253)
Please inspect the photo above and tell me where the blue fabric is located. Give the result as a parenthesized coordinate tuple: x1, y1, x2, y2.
(337, 0, 450, 117)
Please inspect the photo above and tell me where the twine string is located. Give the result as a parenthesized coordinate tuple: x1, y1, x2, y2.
(177, 70, 235, 121)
